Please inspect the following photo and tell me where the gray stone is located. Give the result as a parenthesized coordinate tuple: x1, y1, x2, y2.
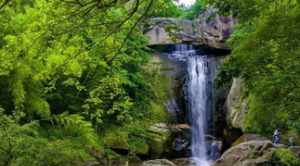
(172, 158, 198, 166)
(145, 7, 236, 49)
(213, 141, 275, 166)
(225, 78, 247, 130)
(232, 134, 269, 146)
(142, 159, 176, 166)
(194, 7, 236, 49)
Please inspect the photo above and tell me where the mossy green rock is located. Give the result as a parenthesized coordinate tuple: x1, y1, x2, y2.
(146, 123, 172, 158)
(129, 138, 150, 155)
(104, 131, 129, 150)
(225, 78, 247, 130)
(104, 130, 150, 156)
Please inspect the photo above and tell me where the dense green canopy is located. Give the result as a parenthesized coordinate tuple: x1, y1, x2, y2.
(0, 0, 178, 165)
(212, 0, 300, 134)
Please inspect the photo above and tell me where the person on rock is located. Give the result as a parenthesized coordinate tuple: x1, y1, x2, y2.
(273, 129, 281, 145)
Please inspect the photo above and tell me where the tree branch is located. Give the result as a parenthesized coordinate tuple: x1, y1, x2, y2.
(0, 0, 11, 10)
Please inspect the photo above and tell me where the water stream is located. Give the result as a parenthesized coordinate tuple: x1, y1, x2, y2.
(187, 56, 211, 166)
(167, 44, 216, 166)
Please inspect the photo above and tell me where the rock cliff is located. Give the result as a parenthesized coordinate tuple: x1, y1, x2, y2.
(145, 7, 236, 49)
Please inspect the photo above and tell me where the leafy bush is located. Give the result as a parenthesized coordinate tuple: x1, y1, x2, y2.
(212, 0, 300, 135)
(0, 112, 95, 166)
(0, 0, 178, 164)
(152, 0, 183, 17)
(183, 0, 204, 19)
(272, 148, 300, 166)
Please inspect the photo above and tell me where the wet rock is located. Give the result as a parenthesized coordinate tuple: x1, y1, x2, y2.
(142, 159, 176, 166)
(225, 78, 247, 130)
(213, 140, 275, 166)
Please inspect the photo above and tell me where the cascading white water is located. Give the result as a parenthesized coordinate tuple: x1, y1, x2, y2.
(167, 44, 215, 166)
(187, 56, 210, 166)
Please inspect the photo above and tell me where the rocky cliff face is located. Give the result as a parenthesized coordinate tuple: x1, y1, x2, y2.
(195, 7, 235, 49)
(145, 18, 195, 45)
(225, 78, 247, 130)
(145, 7, 236, 49)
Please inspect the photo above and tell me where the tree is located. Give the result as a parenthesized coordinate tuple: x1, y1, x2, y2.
(212, 0, 300, 134)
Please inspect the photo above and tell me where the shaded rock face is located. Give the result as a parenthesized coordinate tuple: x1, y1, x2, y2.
(213, 141, 275, 166)
(225, 78, 247, 130)
(145, 7, 236, 49)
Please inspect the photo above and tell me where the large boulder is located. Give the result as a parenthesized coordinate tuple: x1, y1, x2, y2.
(225, 78, 247, 130)
(213, 140, 275, 166)
(145, 7, 236, 49)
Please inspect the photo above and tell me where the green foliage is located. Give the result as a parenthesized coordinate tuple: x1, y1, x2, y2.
(0, 0, 175, 164)
(0, 112, 94, 166)
(272, 148, 300, 166)
(101, 65, 171, 156)
(152, 0, 183, 17)
(182, 0, 204, 19)
(206, 0, 269, 21)
(0, 0, 158, 127)
(213, 0, 300, 135)
(49, 113, 98, 146)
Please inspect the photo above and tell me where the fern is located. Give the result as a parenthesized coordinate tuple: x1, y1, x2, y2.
(51, 113, 98, 146)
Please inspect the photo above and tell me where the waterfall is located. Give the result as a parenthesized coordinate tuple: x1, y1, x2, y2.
(167, 44, 216, 166)
(187, 56, 211, 166)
